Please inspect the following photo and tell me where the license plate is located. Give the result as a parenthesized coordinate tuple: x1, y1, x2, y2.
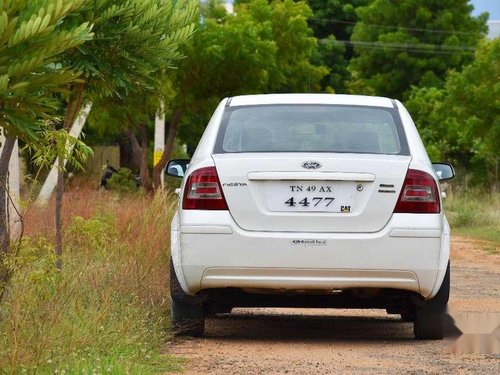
(266, 181, 355, 212)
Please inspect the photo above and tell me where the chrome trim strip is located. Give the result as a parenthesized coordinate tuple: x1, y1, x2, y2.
(247, 172, 376, 182)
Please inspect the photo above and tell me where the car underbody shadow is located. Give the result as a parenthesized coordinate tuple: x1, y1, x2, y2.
(203, 308, 417, 342)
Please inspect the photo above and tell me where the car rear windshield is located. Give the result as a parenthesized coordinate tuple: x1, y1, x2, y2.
(214, 104, 409, 155)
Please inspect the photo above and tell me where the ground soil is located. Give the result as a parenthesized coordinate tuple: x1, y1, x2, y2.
(166, 236, 500, 374)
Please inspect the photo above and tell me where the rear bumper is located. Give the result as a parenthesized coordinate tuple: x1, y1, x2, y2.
(201, 268, 420, 292)
(172, 211, 450, 300)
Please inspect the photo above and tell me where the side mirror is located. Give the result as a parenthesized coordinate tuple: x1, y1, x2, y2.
(166, 159, 190, 178)
(432, 163, 455, 181)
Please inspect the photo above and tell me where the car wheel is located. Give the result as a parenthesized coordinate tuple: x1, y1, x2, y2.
(171, 299, 205, 337)
(414, 262, 450, 340)
(400, 311, 415, 322)
(170, 259, 205, 337)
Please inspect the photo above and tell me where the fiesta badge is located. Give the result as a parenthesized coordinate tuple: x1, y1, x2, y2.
(301, 161, 322, 170)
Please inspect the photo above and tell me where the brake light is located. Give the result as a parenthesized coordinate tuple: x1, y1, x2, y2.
(394, 169, 440, 214)
(182, 166, 228, 210)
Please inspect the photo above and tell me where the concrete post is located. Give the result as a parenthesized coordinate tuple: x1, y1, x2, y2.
(154, 100, 166, 189)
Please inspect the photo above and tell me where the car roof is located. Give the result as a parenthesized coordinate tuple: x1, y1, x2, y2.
(228, 94, 394, 108)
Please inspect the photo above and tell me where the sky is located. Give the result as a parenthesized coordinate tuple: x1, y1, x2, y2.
(470, 0, 500, 39)
(470, 0, 500, 20)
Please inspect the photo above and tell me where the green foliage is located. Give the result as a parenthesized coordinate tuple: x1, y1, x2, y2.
(176, 0, 328, 150)
(0, 192, 180, 372)
(306, 0, 368, 92)
(85, 99, 131, 145)
(63, 0, 197, 99)
(349, 0, 488, 99)
(405, 86, 449, 161)
(107, 167, 139, 193)
(307, 0, 367, 41)
(66, 212, 116, 250)
(26, 124, 94, 171)
(2, 236, 59, 286)
(268, 0, 328, 92)
(85, 76, 172, 146)
(406, 39, 500, 185)
(0, 0, 93, 141)
(67, 1, 198, 180)
(444, 40, 500, 172)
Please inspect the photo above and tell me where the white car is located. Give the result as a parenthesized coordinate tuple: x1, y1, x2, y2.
(167, 94, 455, 339)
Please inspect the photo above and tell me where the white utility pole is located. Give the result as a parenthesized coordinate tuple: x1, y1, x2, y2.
(154, 100, 166, 189)
(0, 129, 21, 241)
(36, 102, 93, 206)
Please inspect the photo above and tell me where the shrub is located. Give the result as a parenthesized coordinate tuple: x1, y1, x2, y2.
(107, 168, 140, 193)
(0, 191, 181, 373)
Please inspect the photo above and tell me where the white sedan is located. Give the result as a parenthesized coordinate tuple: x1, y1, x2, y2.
(167, 94, 455, 339)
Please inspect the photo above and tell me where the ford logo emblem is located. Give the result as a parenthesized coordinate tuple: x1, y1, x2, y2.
(301, 161, 322, 169)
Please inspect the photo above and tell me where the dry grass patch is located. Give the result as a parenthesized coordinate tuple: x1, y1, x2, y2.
(0, 190, 181, 373)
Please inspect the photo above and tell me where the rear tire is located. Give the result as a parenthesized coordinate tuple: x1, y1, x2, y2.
(414, 262, 450, 340)
(400, 311, 415, 322)
(171, 299, 205, 337)
(170, 259, 205, 337)
(414, 311, 444, 340)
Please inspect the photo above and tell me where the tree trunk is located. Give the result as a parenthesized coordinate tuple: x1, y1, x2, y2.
(127, 130, 142, 169)
(139, 124, 152, 192)
(153, 110, 181, 191)
(55, 157, 63, 270)
(127, 126, 152, 192)
(0, 135, 16, 296)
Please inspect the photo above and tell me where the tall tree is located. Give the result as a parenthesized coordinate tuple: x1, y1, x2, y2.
(0, 0, 92, 293)
(62, 0, 197, 118)
(306, 0, 368, 92)
(48, 0, 196, 266)
(86, 90, 165, 189)
(405, 39, 500, 187)
(349, 0, 488, 99)
(152, 0, 328, 187)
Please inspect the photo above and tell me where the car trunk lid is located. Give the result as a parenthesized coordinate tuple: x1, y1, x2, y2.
(213, 153, 411, 233)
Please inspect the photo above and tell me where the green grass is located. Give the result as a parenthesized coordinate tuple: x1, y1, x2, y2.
(445, 189, 500, 249)
(0, 191, 182, 373)
(453, 226, 500, 244)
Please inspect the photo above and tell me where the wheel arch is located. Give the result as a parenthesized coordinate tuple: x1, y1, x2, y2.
(428, 215, 451, 299)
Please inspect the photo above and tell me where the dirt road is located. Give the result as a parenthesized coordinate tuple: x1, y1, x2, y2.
(166, 237, 499, 374)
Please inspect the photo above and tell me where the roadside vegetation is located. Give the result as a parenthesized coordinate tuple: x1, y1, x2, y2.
(445, 189, 500, 249)
(0, 185, 497, 372)
(0, 191, 180, 373)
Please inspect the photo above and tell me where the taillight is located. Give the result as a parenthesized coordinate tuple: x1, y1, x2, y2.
(394, 169, 440, 214)
(182, 166, 228, 210)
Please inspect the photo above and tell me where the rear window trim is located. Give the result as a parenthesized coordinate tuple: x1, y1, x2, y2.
(213, 104, 410, 156)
